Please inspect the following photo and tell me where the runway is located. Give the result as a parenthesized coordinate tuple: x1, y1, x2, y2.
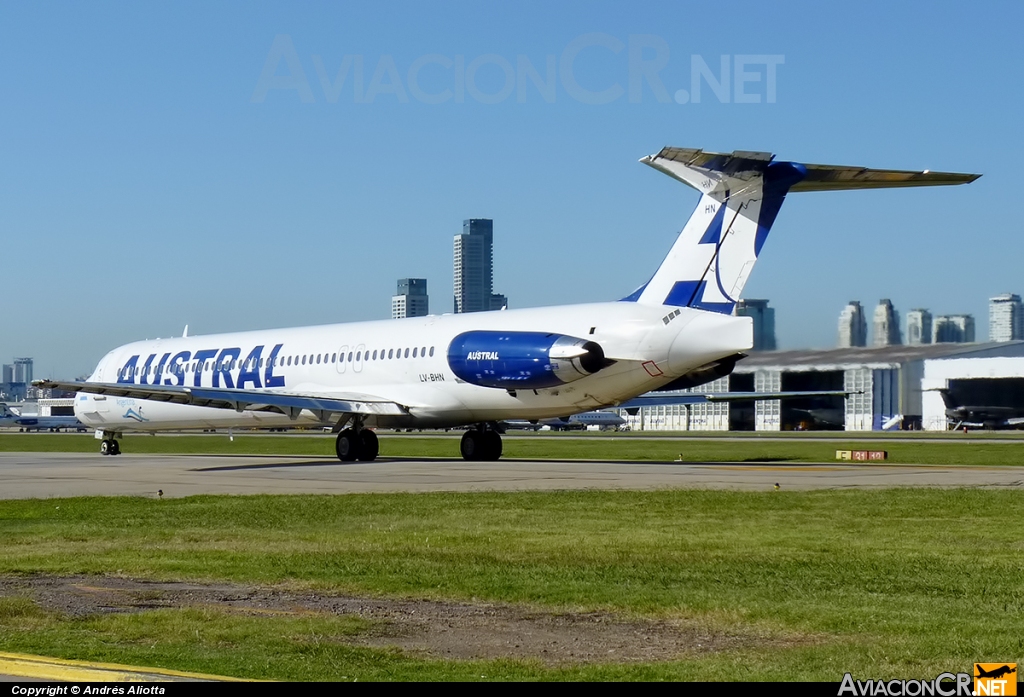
(2, 452, 1023, 499)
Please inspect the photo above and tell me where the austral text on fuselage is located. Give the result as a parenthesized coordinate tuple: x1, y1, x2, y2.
(116, 343, 286, 389)
(467, 351, 499, 360)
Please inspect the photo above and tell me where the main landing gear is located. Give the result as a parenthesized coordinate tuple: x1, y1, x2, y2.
(335, 424, 379, 462)
(460, 426, 502, 461)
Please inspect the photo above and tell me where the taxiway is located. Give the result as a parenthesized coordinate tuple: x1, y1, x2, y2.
(2, 452, 1023, 499)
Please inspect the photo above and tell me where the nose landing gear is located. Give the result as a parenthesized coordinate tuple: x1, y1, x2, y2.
(99, 435, 121, 456)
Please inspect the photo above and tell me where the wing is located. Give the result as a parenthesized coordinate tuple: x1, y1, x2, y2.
(33, 380, 409, 420)
(620, 390, 855, 409)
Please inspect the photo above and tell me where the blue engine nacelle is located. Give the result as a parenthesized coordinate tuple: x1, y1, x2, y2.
(447, 331, 610, 390)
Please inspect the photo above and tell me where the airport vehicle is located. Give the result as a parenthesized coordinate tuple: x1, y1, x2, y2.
(35, 147, 978, 460)
(0, 403, 86, 432)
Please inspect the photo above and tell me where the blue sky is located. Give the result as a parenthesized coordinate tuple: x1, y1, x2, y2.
(1, 1, 1019, 378)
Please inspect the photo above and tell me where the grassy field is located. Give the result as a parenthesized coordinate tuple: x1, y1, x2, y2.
(1, 489, 1023, 680)
(2, 431, 1024, 466)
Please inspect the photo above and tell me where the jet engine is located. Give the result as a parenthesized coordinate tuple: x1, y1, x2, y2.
(447, 331, 610, 390)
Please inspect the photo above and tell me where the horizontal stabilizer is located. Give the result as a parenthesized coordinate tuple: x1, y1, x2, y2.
(620, 389, 855, 409)
(642, 147, 980, 192)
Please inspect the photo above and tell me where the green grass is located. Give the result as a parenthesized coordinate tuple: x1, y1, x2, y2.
(3, 432, 1023, 465)
(1, 490, 1022, 679)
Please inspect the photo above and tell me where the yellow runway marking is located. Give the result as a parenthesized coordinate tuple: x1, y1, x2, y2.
(0, 651, 249, 682)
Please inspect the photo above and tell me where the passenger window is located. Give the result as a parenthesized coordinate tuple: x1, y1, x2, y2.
(388, 349, 393, 359)
(404, 348, 410, 358)
(421, 346, 426, 356)
(332, 353, 337, 362)
(372, 350, 378, 360)
(356, 351, 361, 361)
(413, 348, 418, 358)
(429, 347, 434, 357)
(316, 355, 321, 364)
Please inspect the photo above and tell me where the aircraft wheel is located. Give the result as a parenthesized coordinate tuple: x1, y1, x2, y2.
(460, 430, 482, 461)
(482, 430, 502, 461)
(358, 430, 379, 461)
(100, 440, 111, 456)
(111, 440, 121, 456)
(335, 429, 361, 462)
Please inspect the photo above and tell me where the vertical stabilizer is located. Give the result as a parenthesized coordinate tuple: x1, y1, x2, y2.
(626, 147, 979, 314)
(627, 148, 805, 313)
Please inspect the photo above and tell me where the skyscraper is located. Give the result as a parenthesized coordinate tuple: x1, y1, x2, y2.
(12, 358, 32, 384)
(735, 299, 777, 350)
(838, 301, 867, 347)
(392, 278, 429, 319)
(872, 299, 901, 347)
(905, 309, 932, 345)
(989, 293, 1024, 341)
(933, 314, 976, 343)
(454, 219, 507, 313)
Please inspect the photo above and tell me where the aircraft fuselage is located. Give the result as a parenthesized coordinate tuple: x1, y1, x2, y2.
(75, 302, 751, 432)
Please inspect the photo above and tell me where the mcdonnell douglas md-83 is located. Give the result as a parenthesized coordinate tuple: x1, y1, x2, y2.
(36, 147, 979, 460)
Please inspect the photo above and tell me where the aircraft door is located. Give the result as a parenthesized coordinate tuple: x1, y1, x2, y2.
(336, 345, 349, 374)
(353, 344, 366, 373)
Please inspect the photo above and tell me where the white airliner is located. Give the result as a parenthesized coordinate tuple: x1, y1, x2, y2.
(0, 403, 86, 432)
(36, 147, 978, 460)
(505, 410, 628, 431)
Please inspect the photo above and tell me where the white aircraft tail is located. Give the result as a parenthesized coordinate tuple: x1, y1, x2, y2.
(624, 147, 979, 313)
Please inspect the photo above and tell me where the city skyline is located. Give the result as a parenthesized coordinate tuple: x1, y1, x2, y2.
(0, 3, 1018, 378)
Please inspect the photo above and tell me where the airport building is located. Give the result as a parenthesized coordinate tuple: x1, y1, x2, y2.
(734, 299, 777, 351)
(454, 219, 507, 314)
(921, 354, 1024, 430)
(989, 293, 1024, 342)
(621, 341, 1024, 432)
(392, 278, 429, 319)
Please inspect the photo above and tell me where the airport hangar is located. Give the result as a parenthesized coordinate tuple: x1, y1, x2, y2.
(620, 341, 1024, 432)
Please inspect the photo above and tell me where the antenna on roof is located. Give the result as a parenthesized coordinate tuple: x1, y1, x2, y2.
(182, 325, 189, 338)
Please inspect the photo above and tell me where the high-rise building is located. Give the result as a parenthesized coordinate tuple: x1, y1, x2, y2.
(735, 299, 777, 350)
(872, 299, 901, 347)
(933, 314, 975, 343)
(1, 358, 32, 402)
(905, 309, 932, 345)
(12, 358, 32, 384)
(454, 219, 506, 313)
(392, 278, 429, 319)
(989, 293, 1024, 341)
(838, 301, 867, 347)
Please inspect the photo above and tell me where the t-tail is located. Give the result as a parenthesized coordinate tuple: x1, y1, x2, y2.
(623, 147, 980, 313)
